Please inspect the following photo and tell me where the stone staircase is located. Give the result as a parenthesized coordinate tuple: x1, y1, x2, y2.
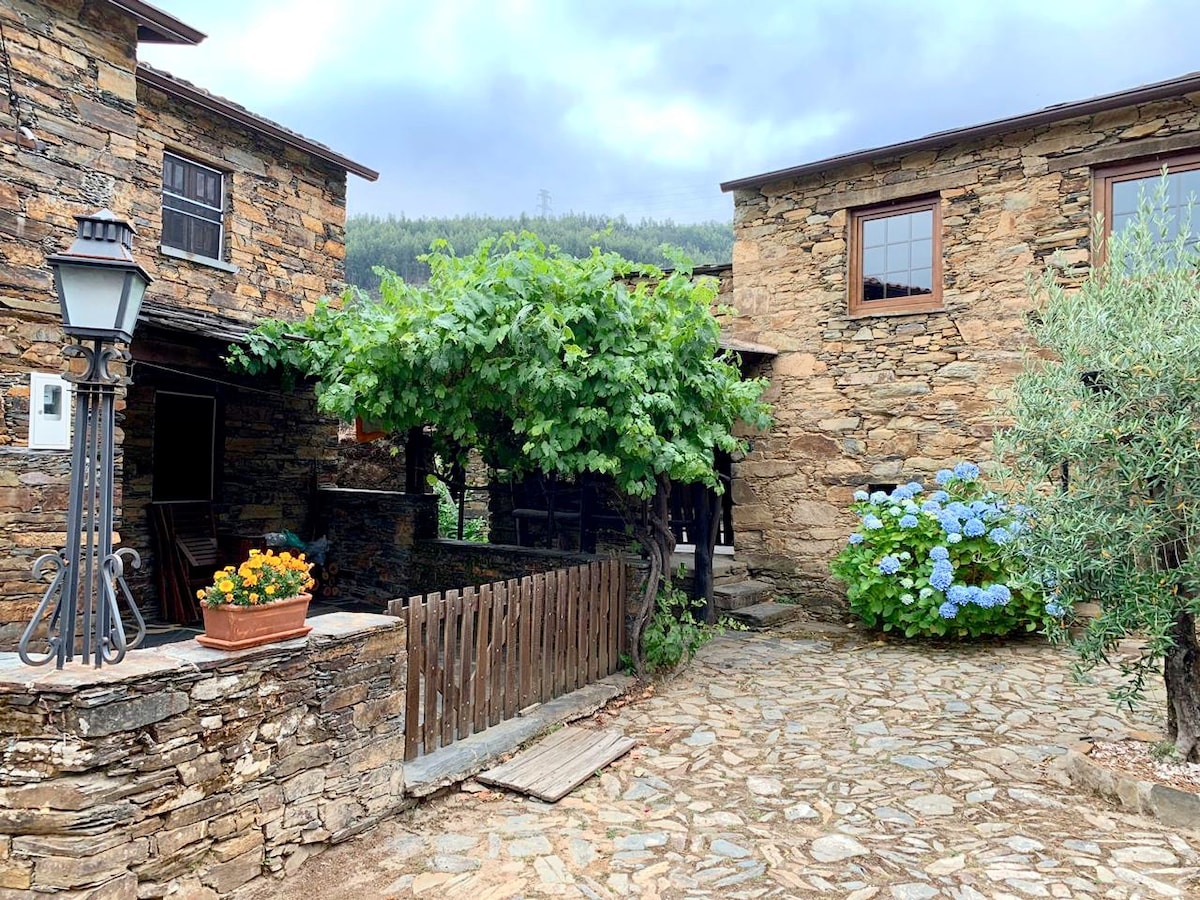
(670, 552, 801, 629)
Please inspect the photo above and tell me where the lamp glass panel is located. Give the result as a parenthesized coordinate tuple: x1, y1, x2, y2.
(117, 272, 149, 338)
(56, 265, 129, 332)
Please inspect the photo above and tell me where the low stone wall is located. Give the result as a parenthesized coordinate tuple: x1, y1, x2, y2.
(0, 613, 409, 898)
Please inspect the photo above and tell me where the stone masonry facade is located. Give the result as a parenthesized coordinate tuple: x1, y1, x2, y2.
(0, 0, 355, 640)
(0, 613, 408, 898)
(724, 91, 1200, 611)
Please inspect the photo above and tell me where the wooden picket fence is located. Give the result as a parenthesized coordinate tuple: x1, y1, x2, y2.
(393, 559, 626, 761)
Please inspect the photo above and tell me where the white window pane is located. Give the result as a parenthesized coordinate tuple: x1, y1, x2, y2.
(886, 214, 911, 243)
(886, 243, 909, 270)
(910, 209, 933, 240)
(862, 219, 886, 248)
(910, 238, 933, 267)
(863, 246, 886, 275)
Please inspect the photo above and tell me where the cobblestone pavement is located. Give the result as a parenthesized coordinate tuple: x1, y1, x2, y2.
(239, 626, 1200, 899)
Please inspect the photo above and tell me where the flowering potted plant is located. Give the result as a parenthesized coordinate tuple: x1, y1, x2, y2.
(195, 549, 315, 650)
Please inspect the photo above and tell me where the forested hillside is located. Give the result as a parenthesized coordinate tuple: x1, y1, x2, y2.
(345, 213, 733, 290)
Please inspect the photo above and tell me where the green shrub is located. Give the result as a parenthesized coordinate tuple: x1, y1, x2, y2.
(430, 477, 489, 543)
(642, 584, 713, 672)
(830, 463, 1043, 638)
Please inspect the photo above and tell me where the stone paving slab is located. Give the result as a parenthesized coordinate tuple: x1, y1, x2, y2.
(236, 629, 1200, 899)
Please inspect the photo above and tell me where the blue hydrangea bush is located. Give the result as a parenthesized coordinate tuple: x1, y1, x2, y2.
(831, 462, 1044, 638)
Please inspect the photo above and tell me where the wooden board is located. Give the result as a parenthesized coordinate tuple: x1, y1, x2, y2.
(477, 726, 636, 802)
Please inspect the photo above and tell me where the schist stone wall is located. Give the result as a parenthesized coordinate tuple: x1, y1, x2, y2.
(0, 613, 409, 898)
(0, 0, 141, 646)
(0, 1, 348, 642)
(725, 93, 1200, 610)
(132, 79, 348, 321)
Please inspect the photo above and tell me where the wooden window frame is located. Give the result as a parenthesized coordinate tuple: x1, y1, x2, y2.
(848, 196, 943, 317)
(1093, 149, 1200, 264)
(161, 151, 227, 262)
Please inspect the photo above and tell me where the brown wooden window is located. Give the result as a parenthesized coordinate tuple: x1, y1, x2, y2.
(1094, 151, 1200, 258)
(849, 198, 942, 316)
(162, 152, 225, 261)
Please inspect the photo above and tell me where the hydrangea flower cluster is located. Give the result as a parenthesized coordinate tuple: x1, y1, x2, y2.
(831, 461, 1045, 639)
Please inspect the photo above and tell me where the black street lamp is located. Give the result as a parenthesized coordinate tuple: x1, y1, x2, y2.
(19, 210, 151, 668)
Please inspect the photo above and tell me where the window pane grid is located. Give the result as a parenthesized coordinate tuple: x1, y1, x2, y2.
(858, 206, 936, 304)
(162, 153, 225, 260)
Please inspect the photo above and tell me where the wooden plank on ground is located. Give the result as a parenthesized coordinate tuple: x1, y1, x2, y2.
(477, 726, 636, 803)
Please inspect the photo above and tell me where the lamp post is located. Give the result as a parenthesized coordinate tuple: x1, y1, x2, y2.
(19, 210, 152, 668)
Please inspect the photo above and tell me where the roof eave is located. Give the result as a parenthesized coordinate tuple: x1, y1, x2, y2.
(104, 0, 206, 45)
(136, 66, 381, 182)
(720, 70, 1200, 193)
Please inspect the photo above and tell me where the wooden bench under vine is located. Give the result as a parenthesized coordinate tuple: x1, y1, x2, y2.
(229, 233, 771, 676)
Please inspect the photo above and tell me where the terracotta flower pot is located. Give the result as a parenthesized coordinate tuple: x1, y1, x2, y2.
(197, 593, 313, 651)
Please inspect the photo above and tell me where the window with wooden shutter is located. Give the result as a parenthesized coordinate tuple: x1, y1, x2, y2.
(161, 152, 225, 261)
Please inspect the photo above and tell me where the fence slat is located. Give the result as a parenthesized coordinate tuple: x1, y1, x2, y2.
(543, 570, 558, 703)
(458, 586, 476, 740)
(404, 597, 424, 761)
(423, 592, 441, 754)
(531, 573, 545, 704)
(566, 565, 579, 692)
(617, 560, 627, 659)
(519, 575, 535, 707)
(597, 561, 610, 677)
(505, 578, 520, 720)
(441, 593, 458, 747)
(578, 564, 592, 691)
(491, 580, 507, 728)
(590, 564, 600, 681)
(475, 583, 492, 733)
(609, 559, 621, 674)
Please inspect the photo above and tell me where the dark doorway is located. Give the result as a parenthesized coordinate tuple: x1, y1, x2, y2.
(152, 391, 217, 502)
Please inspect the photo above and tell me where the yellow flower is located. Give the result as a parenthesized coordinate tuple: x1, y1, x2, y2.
(244, 574, 258, 587)
(219, 580, 234, 593)
(249, 549, 261, 556)
(196, 589, 205, 600)
(249, 592, 259, 603)
(265, 585, 277, 595)
(280, 551, 292, 561)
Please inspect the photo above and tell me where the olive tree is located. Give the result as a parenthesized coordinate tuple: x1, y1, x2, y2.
(231, 233, 770, 675)
(999, 188, 1200, 759)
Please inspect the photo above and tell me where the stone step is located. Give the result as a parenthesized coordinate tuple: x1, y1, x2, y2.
(725, 601, 803, 629)
(714, 579, 774, 611)
(669, 553, 748, 587)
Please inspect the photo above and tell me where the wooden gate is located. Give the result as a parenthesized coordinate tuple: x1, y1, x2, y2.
(393, 559, 626, 761)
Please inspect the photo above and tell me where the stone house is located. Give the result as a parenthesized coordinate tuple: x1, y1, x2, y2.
(718, 71, 1200, 612)
(0, 0, 378, 645)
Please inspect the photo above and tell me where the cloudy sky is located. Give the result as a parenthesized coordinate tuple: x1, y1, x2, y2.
(141, 0, 1200, 223)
